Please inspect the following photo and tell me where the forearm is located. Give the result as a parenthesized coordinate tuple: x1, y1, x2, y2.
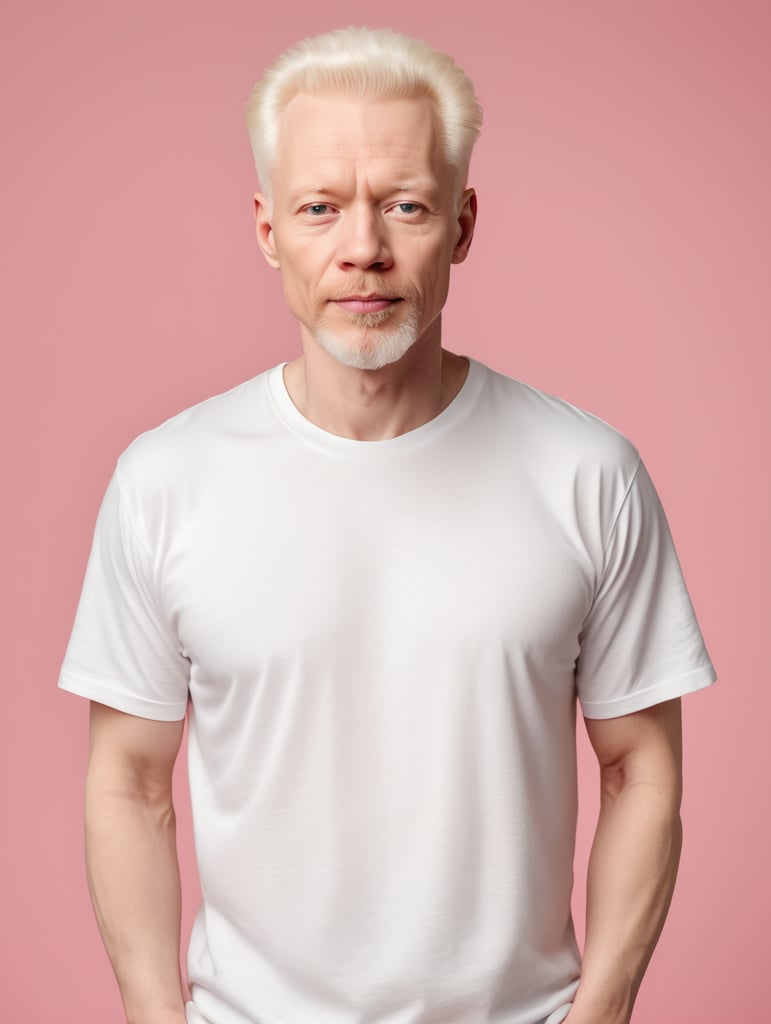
(85, 778, 187, 1024)
(567, 781, 682, 1024)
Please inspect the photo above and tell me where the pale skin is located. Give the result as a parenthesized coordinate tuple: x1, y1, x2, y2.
(565, 700, 683, 1024)
(84, 91, 685, 1024)
(253, 93, 476, 441)
(86, 703, 187, 1024)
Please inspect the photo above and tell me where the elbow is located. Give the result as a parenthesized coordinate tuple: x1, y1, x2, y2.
(85, 756, 177, 829)
(599, 758, 683, 828)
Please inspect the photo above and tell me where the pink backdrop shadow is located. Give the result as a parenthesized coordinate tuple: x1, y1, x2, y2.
(2, 1, 769, 1020)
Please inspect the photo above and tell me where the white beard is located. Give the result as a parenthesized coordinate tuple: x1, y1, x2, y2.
(314, 305, 421, 371)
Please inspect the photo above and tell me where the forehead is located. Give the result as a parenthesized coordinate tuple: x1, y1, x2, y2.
(274, 92, 449, 191)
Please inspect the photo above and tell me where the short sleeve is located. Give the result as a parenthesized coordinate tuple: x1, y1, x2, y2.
(58, 467, 190, 720)
(576, 458, 716, 719)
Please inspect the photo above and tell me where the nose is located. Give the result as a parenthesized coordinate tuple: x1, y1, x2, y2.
(336, 203, 393, 272)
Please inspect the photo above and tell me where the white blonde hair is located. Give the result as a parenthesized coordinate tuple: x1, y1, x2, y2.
(245, 26, 482, 199)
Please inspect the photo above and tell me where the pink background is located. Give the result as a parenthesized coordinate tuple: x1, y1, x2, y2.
(3, 0, 769, 1020)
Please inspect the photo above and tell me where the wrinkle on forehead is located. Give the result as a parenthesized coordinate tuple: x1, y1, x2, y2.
(274, 93, 450, 198)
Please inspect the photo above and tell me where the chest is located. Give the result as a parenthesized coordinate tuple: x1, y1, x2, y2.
(156, 449, 596, 687)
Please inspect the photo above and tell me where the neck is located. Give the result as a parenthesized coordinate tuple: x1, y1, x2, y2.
(282, 323, 469, 441)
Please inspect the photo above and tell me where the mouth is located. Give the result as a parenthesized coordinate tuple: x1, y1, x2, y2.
(331, 296, 402, 315)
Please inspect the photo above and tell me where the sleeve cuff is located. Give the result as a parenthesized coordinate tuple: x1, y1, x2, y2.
(579, 663, 717, 720)
(58, 671, 188, 722)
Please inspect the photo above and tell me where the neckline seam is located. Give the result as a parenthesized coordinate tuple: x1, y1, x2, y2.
(266, 358, 484, 457)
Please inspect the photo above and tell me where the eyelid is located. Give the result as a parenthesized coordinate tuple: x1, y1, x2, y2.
(304, 203, 335, 214)
(299, 200, 427, 217)
(387, 200, 426, 213)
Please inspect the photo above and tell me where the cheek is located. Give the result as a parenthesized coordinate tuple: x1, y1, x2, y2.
(407, 236, 453, 285)
(422, 227, 457, 268)
(422, 247, 453, 296)
(278, 253, 322, 304)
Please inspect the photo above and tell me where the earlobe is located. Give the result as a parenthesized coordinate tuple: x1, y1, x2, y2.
(254, 193, 281, 269)
(451, 188, 477, 265)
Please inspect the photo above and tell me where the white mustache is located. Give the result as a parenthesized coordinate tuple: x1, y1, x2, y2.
(324, 285, 421, 304)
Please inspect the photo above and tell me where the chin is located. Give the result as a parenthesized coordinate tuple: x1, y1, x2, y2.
(314, 311, 420, 371)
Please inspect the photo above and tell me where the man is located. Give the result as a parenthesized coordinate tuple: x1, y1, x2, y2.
(59, 26, 715, 1024)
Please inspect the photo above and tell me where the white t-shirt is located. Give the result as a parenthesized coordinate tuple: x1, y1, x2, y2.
(59, 359, 715, 1024)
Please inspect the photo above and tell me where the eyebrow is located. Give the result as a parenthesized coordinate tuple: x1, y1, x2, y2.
(286, 181, 440, 206)
(284, 185, 336, 209)
(393, 181, 437, 193)
(286, 185, 327, 203)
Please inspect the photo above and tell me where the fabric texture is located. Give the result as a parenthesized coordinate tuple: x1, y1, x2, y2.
(60, 359, 715, 1024)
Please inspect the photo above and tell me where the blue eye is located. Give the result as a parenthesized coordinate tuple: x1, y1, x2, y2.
(306, 204, 332, 216)
(397, 203, 421, 214)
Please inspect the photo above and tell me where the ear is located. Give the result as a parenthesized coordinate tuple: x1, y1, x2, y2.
(451, 188, 477, 265)
(254, 193, 281, 269)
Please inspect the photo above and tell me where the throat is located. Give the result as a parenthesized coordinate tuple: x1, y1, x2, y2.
(282, 344, 468, 441)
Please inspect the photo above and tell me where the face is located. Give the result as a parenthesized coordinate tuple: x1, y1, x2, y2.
(254, 93, 476, 370)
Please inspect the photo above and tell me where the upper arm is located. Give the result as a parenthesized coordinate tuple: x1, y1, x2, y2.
(583, 698, 683, 802)
(87, 701, 185, 803)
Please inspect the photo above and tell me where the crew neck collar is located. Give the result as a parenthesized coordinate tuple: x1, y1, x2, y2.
(267, 357, 485, 457)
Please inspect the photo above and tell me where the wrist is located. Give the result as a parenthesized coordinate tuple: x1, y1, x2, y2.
(565, 1008, 629, 1024)
(127, 1008, 186, 1024)
(565, 983, 632, 1024)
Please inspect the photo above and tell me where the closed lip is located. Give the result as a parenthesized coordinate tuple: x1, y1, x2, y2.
(330, 295, 403, 314)
(332, 294, 400, 301)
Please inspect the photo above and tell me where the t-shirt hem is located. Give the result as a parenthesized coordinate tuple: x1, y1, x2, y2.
(543, 1004, 573, 1024)
(579, 663, 716, 719)
(58, 671, 188, 721)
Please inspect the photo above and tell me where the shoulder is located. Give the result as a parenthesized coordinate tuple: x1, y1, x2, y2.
(476, 361, 640, 477)
(116, 367, 277, 487)
(470, 362, 645, 551)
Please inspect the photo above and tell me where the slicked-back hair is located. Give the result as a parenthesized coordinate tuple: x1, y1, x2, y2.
(246, 26, 482, 201)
